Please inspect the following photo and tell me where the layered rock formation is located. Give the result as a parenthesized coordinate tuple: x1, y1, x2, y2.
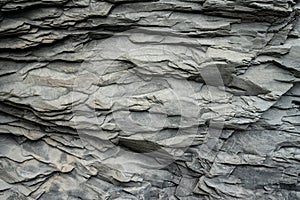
(0, 0, 300, 199)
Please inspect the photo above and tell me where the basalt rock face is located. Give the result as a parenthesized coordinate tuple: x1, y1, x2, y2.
(0, 0, 300, 199)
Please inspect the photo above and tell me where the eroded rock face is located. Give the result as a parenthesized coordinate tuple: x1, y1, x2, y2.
(0, 0, 300, 199)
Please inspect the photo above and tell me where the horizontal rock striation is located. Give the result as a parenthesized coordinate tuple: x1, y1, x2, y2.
(0, 0, 300, 199)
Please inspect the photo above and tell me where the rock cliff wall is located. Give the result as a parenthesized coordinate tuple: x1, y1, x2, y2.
(0, 0, 300, 199)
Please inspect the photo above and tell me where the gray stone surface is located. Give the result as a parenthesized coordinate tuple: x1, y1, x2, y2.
(0, 0, 300, 199)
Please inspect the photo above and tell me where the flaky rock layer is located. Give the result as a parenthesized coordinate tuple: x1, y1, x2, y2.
(0, 0, 300, 199)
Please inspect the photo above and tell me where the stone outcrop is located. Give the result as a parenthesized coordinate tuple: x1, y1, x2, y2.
(0, 0, 300, 199)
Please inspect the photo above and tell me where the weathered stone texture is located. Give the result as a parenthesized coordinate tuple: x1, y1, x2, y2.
(0, 0, 300, 199)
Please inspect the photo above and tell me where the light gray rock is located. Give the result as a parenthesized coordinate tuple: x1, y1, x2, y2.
(0, 0, 300, 199)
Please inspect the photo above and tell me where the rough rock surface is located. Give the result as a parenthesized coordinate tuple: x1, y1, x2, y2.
(0, 0, 300, 199)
